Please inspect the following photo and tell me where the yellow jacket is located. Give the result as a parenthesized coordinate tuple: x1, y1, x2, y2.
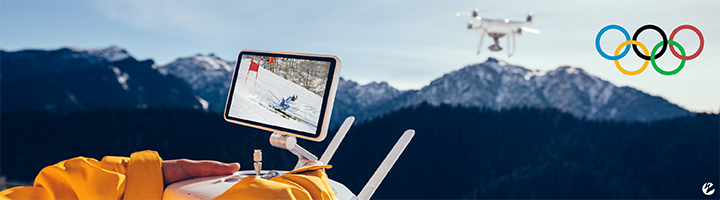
(0, 150, 164, 200)
(0, 151, 335, 200)
(215, 165, 335, 200)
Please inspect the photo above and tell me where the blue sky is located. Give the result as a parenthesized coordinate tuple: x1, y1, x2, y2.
(2, 0, 718, 113)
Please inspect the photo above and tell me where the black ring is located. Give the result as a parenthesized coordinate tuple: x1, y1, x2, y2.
(632, 24, 667, 60)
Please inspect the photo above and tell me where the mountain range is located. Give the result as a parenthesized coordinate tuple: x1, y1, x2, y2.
(1, 46, 202, 111)
(1, 46, 691, 124)
(334, 58, 690, 124)
(156, 53, 234, 112)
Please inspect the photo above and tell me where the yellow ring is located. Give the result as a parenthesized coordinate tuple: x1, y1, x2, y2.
(613, 40, 649, 76)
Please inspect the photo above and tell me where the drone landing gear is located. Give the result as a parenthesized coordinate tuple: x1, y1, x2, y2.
(508, 32, 516, 57)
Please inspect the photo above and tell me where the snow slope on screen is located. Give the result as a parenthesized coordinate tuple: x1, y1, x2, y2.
(228, 58, 323, 134)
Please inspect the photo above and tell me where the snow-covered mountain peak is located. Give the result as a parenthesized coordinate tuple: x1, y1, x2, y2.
(460, 58, 533, 78)
(470, 57, 529, 75)
(356, 81, 401, 106)
(192, 54, 234, 72)
(157, 54, 235, 112)
(69, 46, 131, 62)
(429, 58, 535, 91)
(355, 57, 689, 123)
(162, 54, 233, 73)
(1, 47, 203, 112)
(337, 78, 404, 108)
(541, 66, 609, 90)
(547, 66, 588, 76)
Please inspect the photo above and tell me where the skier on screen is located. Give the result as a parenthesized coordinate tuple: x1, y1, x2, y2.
(275, 94, 298, 111)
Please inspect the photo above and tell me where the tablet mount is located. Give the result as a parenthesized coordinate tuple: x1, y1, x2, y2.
(269, 133, 318, 170)
(268, 116, 355, 170)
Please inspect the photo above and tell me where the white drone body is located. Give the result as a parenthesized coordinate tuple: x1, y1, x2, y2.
(458, 9, 540, 57)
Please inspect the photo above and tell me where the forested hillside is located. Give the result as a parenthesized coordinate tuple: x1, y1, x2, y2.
(2, 104, 717, 199)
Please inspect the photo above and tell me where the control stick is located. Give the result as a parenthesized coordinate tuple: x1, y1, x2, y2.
(253, 149, 262, 177)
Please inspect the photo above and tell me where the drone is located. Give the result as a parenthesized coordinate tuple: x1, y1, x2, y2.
(457, 9, 540, 57)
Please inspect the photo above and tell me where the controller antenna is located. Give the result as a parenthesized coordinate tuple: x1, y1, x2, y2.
(253, 149, 262, 177)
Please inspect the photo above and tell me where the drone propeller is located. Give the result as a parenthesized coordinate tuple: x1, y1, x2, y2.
(455, 11, 473, 17)
(522, 12, 554, 20)
(455, 8, 479, 17)
(527, 12, 553, 18)
(521, 27, 540, 34)
(498, 12, 551, 23)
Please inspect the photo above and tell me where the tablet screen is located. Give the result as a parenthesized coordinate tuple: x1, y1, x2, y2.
(224, 50, 340, 141)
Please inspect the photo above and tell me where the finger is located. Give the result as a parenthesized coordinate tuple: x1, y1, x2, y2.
(162, 160, 193, 185)
(182, 160, 240, 178)
(219, 162, 241, 174)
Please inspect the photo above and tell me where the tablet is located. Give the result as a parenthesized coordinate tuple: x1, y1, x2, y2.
(224, 50, 341, 142)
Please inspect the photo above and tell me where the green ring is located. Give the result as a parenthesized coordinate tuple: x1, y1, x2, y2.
(651, 40, 686, 76)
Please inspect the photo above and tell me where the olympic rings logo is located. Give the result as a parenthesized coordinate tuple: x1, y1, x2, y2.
(595, 24, 704, 76)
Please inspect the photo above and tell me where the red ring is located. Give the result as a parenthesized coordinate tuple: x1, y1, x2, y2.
(669, 25, 704, 60)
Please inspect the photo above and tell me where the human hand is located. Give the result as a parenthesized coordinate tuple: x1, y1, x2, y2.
(161, 159, 240, 186)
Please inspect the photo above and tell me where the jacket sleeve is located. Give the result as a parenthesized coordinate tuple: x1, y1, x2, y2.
(0, 150, 164, 200)
(213, 165, 335, 200)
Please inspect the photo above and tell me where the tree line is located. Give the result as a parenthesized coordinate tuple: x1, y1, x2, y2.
(2, 104, 718, 199)
(245, 55, 330, 97)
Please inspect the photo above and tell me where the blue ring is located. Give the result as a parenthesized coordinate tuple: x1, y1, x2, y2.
(595, 24, 631, 60)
